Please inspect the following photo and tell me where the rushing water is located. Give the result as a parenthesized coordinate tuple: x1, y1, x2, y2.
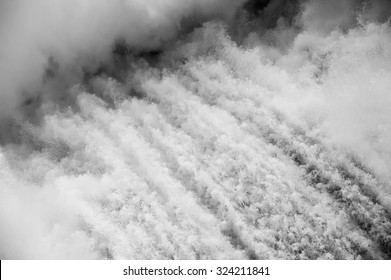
(1, 1, 391, 259)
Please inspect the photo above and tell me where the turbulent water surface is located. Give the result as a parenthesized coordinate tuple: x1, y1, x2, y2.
(1, 0, 391, 259)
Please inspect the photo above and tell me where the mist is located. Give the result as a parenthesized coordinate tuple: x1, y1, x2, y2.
(1, 0, 391, 259)
(0, 0, 245, 119)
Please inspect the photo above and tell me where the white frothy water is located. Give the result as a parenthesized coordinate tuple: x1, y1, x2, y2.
(1, 1, 391, 259)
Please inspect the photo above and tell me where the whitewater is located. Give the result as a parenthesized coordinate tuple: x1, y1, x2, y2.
(1, 0, 391, 260)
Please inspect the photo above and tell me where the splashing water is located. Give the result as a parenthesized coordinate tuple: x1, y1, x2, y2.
(1, 2, 391, 260)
